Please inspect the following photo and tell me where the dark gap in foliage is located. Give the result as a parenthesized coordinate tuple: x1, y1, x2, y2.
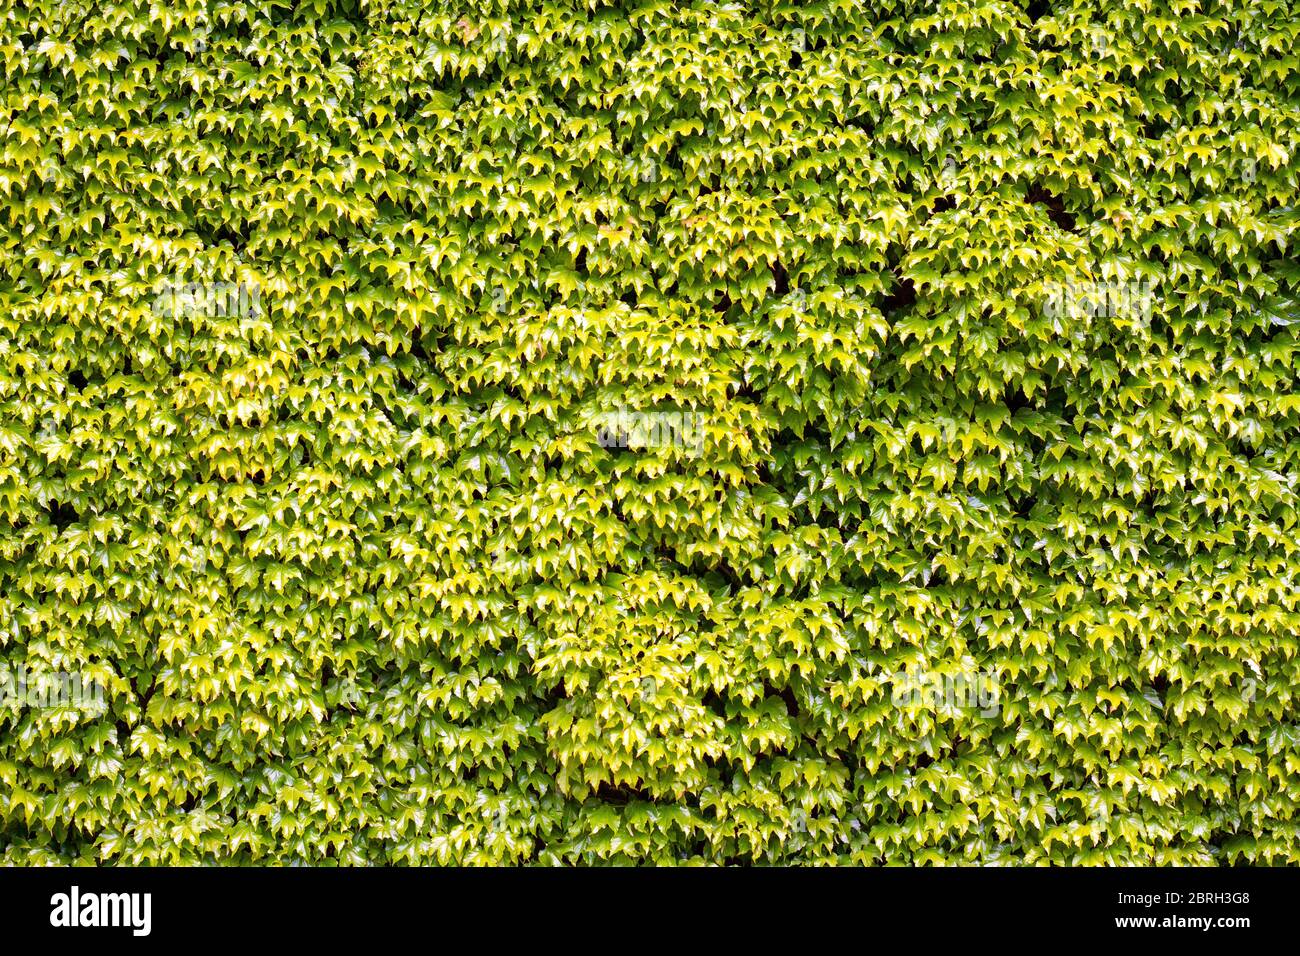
(196, 221, 246, 251)
(52, 824, 96, 860)
(1026, 185, 1076, 231)
(68, 369, 88, 391)
(48, 501, 79, 530)
(599, 426, 636, 457)
(1025, 0, 1050, 22)
(931, 195, 957, 213)
(1010, 493, 1037, 519)
(393, 95, 421, 124)
(766, 681, 802, 719)
(661, 142, 683, 174)
(732, 374, 760, 405)
(653, 541, 680, 568)
(595, 782, 646, 805)
(1002, 383, 1032, 414)
(878, 272, 916, 314)
(771, 261, 790, 297)
(701, 751, 732, 786)
(1043, 383, 1069, 414)
(540, 682, 568, 709)
(1142, 118, 1170, 140)
(845, 113, 875, 135)
(811, 507, 859, 534)
(701, 689, 728, 719)
(392, 354, 422, 391)
(409, 326, 429, 361)
(707, 559, 744, 591)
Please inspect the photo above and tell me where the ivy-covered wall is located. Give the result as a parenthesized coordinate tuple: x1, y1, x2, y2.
(2, 0, 1298, 864)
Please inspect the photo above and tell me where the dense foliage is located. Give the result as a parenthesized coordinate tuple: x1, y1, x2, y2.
(2, 0, 1298, 865)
